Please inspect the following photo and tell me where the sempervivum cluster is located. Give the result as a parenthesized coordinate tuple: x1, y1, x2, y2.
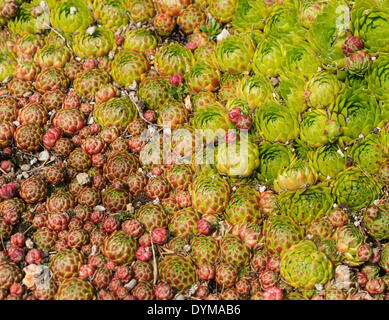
(0, 0, 387, 301)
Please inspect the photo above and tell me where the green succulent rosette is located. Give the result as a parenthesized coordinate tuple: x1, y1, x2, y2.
(333, 224, 367, 266)
(364, 203, 389, 241)
(278, 184, 334, 225)
(73, 69, 111, 98)
(256, 142, 294, 186)
(0, 50, 15, 82)
(72, 27, 116, 58)
(253, 36, 286, 77)
(110, 49, 150, 86)
(215, 33, 255, 74)
(191, 102, 234, 142)
(305, 71, 342, 109)
(332, 167, 382, 211)
(308, 144, 346, 180)
(278, 72, 307, 114)
(300, 109, 342, 148)
(225, 186, 262, 225)
(155, 43, 194, 76)
(51, 0, 93, 35)
(297, 0, 325, 29)
(307, 0, 349, 69)
(281, 41, 322, 78)
(93, 0, 130, 30)
(123, 28, 158, 55)
(215, 136, 260, 178)
(263, 213, 304, 256)
(236, 75, 273, 110)
(186, 62, 221, 93)
(264, 3, 306, 44)
(330, 87, 382, 146)
(8, 1, 50, 35)
(281, 240, 333, 289)
(254, 101, 299, 143)
(274, 158, 318, 193)
(351, 0, 389, 54)
(347, 133, 387, 174)
(367, 55, 389, 102)
(231, 0, 268, 32)
(138, 77, 170, 110)
(94, 97, 138, 130)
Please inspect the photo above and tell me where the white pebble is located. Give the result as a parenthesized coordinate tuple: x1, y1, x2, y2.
(76, 173, 90, 185)
(69, 6, 77, 14)
(216, 29, 230, 42)
(13, 121, 20, 126)
(30, 158, 38, 165)
(22, 172, 29, 179)
(20, 164, 31, 171)
(174, 294, 185, 300)
(38, 150, 50, 162)
(25, 239, 34, 249)
(124, 279, 137, 290)
(95, 205, 106, 211)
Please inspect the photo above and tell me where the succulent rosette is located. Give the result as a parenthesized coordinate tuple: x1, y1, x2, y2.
(297, 0, 325, 29)
(94, 97, 138, 131)
(215, 33, 255, 74)
(191, 170, 230, 215)
(363, 203, 389, 241)
(225, 186, 262, 225)
(307, 0, 349, 69)
(305, 71, 342, 109)
(351, 0, 389, 54)
(110, 49, 150, 86)
(72, 27, 116, 58)
(8, 2, 50, 35)
(123, 28, 158, 55)
(281, 41, 322, 78)
(231, 0, 267, 32)
(253, 36, 286, 77)
(55, 278, 94, 300)
(256, 142, 293, 186)
(50, 0, 93, 35)
(264, 2, 305, 44)
(333, 224, 368, 266)
(155, 43, 193, 76)
(191, 102, 234, 141)
(93, 0, 129, 30)
(281, 240, 333, 289)
(225, 99, 251, 115)
(236, 75, 273, 110)
(347, 133, 387, 174)
(254, 101, 299, 143)
(208, 0, 238, 23)
(308, 144, 346, 180)
(367, 54, 389, 102)
(278, 184, 334, 225)
(186, 62, 221, 93)
(263, 214, 304, 255)
(300, 109, 342, 148)
(332, 167, 382, 211)
(330, 87, 382, 146)
(278, 72, 307, 114)
(0, 50, 15, 82)
(102, 230, 137, 265)
(215, 137, 260, 178)
(158, 255, 196, 291)
(274, 158, 318, 193)
(138, 77, 170, 110)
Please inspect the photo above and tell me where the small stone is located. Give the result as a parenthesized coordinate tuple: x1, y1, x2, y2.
(30, 158, 38, 165)
(216, 29, 230, 42)
(69, 6, 77, 14)
(124, 279, 137, 290)
(174, 294, 185, 300)
(13, 121, 20, 127)
(20, 164, 31, 171)
(38, 150, 50, 162)
(76, 173, 90, 185)
(184, 245, 191, 252)
(22, 172, 29, 179)
(87, 26, 96, 35)
(95, 205, 106, 212)
(315, 284, 323, 291)
(25, 239, 34, 249)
